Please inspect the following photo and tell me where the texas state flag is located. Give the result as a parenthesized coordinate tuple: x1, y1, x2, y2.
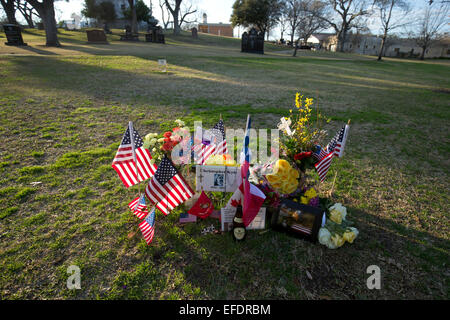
(238, 114, 266, 227)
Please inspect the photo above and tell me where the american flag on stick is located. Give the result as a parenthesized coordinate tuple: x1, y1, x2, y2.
(139, 207, 156, 245)
(112, 122, 157, 188)
(314, 123, 350, 182)
(128, 194, 149, 219)
(145, 155, 194, 215)
(195, 119, 228, 164)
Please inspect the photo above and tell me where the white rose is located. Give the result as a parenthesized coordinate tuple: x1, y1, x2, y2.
(349, 227, 359, 239)
(318, 228, 331, 246)
(329, 203, 347, 221)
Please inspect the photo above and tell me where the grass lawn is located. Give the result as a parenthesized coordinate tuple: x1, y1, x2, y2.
(0, 29, 449, 300)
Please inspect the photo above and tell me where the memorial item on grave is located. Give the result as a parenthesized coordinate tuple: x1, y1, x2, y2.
(139, 207, 156, 244)
(232, 205, 246, 241)
(188, 190, 214, 219)
(144, 155, 194, 215)
(317, 203, 359, 249)
(266, 159, 299, 195)
(113, 92, 357, 247)
(128, 194, 149, 219)
(270, 199, 324, 243)
(112, 122, 157, 188)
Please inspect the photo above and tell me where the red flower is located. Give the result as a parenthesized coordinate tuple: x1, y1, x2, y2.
(163, 131, 172, 138)
(161, 141, 174, 151)
(294, 152, 312, 161)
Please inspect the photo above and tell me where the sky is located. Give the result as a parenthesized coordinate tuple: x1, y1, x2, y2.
(8, 0, 447, 40)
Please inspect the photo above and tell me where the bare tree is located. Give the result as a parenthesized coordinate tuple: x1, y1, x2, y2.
(164, 0, 182, 34)
(316, 0, 371, 52)
(0, 0, 16, 24)
(285, 0, 303, 45)
(278, 5, 289, 41)
(159, 0, 172, 29)
(293, 0, 327, 56)
(415, 0, 449, 60)
(374, 0, 411, 61)
(16, 0, 41, 28)
(178, 0, 197, 27)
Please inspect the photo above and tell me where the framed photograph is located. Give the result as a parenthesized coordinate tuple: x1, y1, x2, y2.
(195, 165, 241, 192)
(270, 199, 325, 243)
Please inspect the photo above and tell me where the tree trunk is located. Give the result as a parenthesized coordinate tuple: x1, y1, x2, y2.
(377, 33, 387, 61)
(420, 46, 426, 60)
(292, 38, 299, 57)
(27, 0, 60, 46)
(0, 0, 17, 24)
(173, 12, 180, 34)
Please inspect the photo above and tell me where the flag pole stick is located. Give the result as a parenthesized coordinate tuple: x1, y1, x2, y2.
(129, 121, 141, 195)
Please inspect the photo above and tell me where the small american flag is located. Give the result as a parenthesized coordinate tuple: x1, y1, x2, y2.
(139, 207, 156, 244)
(128, 194, 149, 219)
(327, 125, 349, 158)
(145, 155, 194, 215)
(314, 151, 334, 182)
(313, 145, 328, 161)
(195, 120, 228, 164)
(112, 123, 157, 188)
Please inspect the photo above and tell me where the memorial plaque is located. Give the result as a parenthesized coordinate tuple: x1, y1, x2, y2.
(86, 29, 108, 43)
(3, 24, 27, 46)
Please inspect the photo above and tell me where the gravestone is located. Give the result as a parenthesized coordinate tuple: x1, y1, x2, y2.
(120, 25, 139, 41)
(103, 23, 112, 35)
(241, 28, 264, 54)
(86, 29, 108, 44)
(2, 24, 27, 46)
(191, 27, 198, 39)
(145, 25, 165, 44)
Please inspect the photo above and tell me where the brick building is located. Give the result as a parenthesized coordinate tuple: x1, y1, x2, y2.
(198, 23, 233, 37)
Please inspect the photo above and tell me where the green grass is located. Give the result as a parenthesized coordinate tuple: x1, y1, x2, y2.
(0, 29, 449, 300)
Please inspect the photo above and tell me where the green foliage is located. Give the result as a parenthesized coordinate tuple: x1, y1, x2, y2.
(82, 0, 117, 23)
(122, 0, 154, 23)
(231, 0, 283, 32)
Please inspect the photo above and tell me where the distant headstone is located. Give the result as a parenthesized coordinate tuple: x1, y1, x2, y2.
(158, 59, 167, 72)
(191, 27, 198, 39)
(241, 28, 264, 54)
(120, 25, 139, 41)
(86, 29, 108, 44)
(145, 25, 165, 44)
(2, 24, 27, 46)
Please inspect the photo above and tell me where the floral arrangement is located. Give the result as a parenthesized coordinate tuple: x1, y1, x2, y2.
(143, 119, 191, 165)
(318, 203, 359, 249)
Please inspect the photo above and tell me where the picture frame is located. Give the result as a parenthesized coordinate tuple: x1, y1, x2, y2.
(270, 199, 325, 243)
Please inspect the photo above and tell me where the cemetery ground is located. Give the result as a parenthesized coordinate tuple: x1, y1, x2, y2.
(0, 29, 449, 300)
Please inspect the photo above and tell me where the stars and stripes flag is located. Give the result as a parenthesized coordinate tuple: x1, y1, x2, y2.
(139, 207, 156, 245)
(112, 122, 157, 188)
(145, 155, 194, 215)
(330, 124, 349, 158)
(313, 124, 350, 182)
(194, 120, 228, 164)
(128, 194, 149, 220)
